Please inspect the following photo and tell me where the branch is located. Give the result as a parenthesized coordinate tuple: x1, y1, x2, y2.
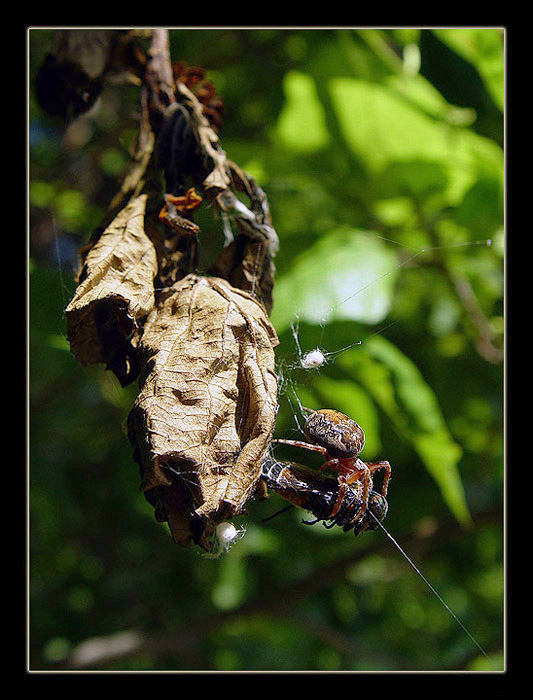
(145, 29, 176, 112)
(446, 270, 503, 364)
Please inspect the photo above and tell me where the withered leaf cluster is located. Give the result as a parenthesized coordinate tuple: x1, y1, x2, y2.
(61, 30, 280, 551)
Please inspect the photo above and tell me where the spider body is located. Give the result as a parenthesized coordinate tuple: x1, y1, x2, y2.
(305, 408, 365, 458)
(273, 408, 391, 526)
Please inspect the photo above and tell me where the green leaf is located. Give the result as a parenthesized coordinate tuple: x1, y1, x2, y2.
(433, 28, 504, 111)
(276, 71, 331, 152)
(339, 335, 470, 524)
(328, 78, 449, 172)
(271, 228, 399, 333)
(328, 76, 503, 204)
(30, 180, 56, 209)
(46, 334, 70, 352)
(454, 176, 503, 238)
(99, 148, 128, 177)
(376, 159, 449, 199)
(413, 431, 465, 520)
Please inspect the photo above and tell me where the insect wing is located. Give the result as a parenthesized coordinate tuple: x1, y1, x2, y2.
(261, 456, 388, 534)
(261, 455, 332, 511)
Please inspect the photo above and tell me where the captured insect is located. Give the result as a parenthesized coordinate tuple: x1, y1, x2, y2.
(261, 454, 388, 535)
(290, 318, 362, 371)
(271, 407, 391, 528)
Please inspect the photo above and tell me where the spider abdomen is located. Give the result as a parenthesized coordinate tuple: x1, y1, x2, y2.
(304, 408, 365, 459)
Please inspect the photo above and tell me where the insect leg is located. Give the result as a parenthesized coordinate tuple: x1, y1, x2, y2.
(261, 504, 294, 524)
(322, 520, 337, 529)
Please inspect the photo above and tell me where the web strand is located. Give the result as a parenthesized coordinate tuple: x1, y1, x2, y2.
(368, 511, 498, 670)
(322, 238, 492, 323)
(283, 237, 493, 373)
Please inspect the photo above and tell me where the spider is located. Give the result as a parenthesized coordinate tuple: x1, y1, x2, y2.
(272, 408, 391, 526)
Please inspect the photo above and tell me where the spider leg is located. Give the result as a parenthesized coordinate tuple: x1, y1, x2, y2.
(327, 460, 347, 518)
(272, 439, 333, 477)
(271, 439, 328, 457)
(365, 460, 391, 498)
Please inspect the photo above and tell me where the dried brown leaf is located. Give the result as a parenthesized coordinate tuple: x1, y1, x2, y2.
(128, 274, 279, 549)
(65, 194, 159, 384)
(210, 238, 276, 315)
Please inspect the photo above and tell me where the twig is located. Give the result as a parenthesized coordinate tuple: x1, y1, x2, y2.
(447, 271, 503, 364)
(414, 201, 503, 364)
(145, 29, 176, 112)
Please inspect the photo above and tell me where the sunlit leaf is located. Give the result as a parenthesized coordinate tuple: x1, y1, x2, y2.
(271, 228, 399, 333)
(329, 78, 449, 171)
(46, 333, 70, 351)
(54, 189, 89, 232)
(277, 71, 330, 152)
(454, 176, 503, 237)
(30, 180, 56, 208)
(413, 431, 466, 522)
(328, 77, 503, 203)
(376, 159, 448, 199)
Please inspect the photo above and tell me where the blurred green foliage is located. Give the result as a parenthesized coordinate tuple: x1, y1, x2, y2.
(29, 28, 504, 671)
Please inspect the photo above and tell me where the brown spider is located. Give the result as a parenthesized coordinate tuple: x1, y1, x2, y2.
(272, 408, 391, 526)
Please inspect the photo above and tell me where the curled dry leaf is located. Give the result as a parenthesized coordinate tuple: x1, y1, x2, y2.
(210, 238, 276, 316)
(127, 274, 279, 550)
(174, 82, 231, 196)
(35, 30, 146, 120)
(35, 30, 116, 119)
(65, 194, 159, 385)
(209, 166, 278, 314)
